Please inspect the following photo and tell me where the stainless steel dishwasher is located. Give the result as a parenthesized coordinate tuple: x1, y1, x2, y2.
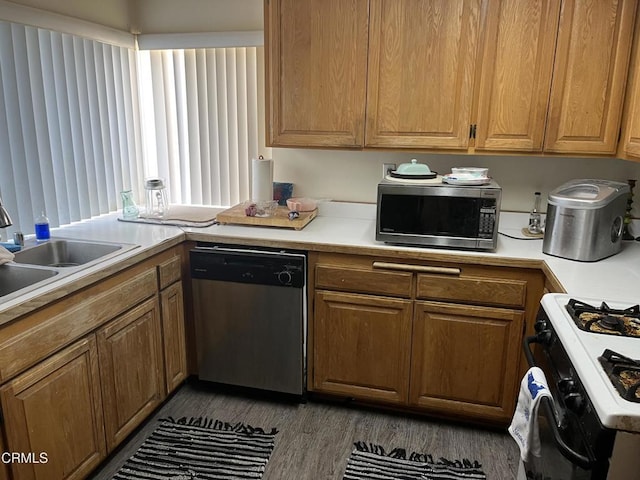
(190, 243, 306, 397)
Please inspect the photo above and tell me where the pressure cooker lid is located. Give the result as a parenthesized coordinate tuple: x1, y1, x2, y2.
(548, 179, 629, 208)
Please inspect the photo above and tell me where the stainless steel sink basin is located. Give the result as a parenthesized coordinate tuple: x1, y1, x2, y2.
(0, 264, 59, 298)
(13, 239, 125, 268)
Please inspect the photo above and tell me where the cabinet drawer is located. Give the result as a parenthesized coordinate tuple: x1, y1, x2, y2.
(0, 268, 157, 383)
(158, 255, 181, 289)
(416, 274, 527, 308)
(315, 265, 412, 298)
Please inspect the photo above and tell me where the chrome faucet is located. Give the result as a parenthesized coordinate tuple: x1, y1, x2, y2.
(0, 196, 13, 242)
(0, 196, 12, 228)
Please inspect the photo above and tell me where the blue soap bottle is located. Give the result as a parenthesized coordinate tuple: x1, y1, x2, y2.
(35, 211, 50, 242)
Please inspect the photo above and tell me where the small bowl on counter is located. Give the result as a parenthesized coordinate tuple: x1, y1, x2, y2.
(286, 197, 317, 212)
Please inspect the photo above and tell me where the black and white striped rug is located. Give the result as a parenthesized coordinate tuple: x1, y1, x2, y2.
(112, 417, 278, 480)
(343, 442, 487, 480)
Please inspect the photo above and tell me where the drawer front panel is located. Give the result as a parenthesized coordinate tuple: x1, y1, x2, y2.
(416, 274, 526, 308)
(316, 265, 412, 298)
(0, 268, 157, 383)
(158, 255, 182, 290)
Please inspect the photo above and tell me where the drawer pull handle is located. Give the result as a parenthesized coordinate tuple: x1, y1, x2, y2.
(372, 262, 461, 275)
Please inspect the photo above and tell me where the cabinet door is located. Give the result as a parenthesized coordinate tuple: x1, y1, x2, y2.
(265, 0, 369, 147)
(544, 0, 637, 154)
(621, 6, 640, 159)
(313, 290, 412, 404)
(410, 301, 524, 423)
(97, 297, 165, 452)
(365, 0, 483, 149)
(0, 337, 106, 480)
(160, 281, 187, 394)
(474, 0, 561, 152)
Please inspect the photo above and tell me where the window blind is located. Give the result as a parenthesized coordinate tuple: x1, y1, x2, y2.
(0, 20, 142, 236)
(0, 19, 266, 238)
(137, 46, 267, 207)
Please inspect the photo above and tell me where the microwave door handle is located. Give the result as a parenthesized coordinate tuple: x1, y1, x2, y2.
(523, 335, 596, 469)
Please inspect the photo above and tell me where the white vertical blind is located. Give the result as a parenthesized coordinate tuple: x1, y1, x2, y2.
(0, 20, 141, 235)
(137, 46, 266, 207)
(0, 19, 266, 238)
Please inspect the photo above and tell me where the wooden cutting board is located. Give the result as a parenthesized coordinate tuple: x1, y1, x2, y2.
(216, 203, 318, 230)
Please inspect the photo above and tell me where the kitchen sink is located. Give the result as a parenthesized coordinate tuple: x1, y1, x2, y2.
(0, 264, 59, 298)
(13, 239, 132, 268)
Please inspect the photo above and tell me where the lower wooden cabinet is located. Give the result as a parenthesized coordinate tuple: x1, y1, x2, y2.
(97, 297, 165, 451)
(409, 301, 524, 421)
(310, 252, 544, 425)
(0, 247, 188, 480)
(313, 290, 412, 404)
(0, 337, 106, 480)
(160, 281, 187, 394)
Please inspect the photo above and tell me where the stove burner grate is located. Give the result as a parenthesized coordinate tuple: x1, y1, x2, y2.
(598, 349, 640, 403)
(566, 299, 640, 338)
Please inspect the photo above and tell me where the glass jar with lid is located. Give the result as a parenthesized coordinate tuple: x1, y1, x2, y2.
(144, 178, 169, 219)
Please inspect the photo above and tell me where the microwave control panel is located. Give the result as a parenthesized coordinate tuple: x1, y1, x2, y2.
(478, 200, 497, 238)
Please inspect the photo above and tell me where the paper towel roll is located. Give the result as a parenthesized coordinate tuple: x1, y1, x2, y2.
(251, 157, 273, 202)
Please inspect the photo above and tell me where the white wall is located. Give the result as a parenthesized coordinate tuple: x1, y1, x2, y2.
(3, 0, 131, 30)
(272, 148, 640, 215)
(3, 0, 263, 33)
(129, 0, 263, 34)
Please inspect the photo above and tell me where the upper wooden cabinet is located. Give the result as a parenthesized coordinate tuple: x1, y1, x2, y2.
(266, 0, 639, 155)
(474, 0, 561, 152)
(365, 0, 483, 149)
(544, 0, 637, 154)
(621, 3, 640, 159)
(265, 0, 369, 147)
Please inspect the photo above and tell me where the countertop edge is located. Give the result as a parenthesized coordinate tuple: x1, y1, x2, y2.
(0, 235, 185, 326)
(186, 231, 547, 270)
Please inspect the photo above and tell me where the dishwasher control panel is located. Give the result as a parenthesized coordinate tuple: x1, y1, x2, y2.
(190, 244, 306, 288)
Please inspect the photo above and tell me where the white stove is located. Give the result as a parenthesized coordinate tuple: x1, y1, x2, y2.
(541, 293, 640, 432)
(528, 293, 640, 479)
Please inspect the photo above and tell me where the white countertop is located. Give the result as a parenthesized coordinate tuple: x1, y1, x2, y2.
(2, 202, 640, 322)
(184, 202, 640, 302)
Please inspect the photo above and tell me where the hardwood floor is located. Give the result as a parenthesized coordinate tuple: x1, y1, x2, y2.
(88, 380, 520, 479)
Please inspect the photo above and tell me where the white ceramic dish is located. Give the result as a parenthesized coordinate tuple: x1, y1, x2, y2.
(451, 167, 489, 178)
(442, 174, 492, 186)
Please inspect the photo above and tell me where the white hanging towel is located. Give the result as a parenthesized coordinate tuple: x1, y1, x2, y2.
(0, 245, 15, 265)
(508, 366, 555, 461)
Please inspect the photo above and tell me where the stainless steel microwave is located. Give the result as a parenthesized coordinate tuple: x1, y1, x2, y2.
(376, 179, 502, 251)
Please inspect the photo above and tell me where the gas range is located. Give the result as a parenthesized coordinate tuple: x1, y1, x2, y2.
(541, 293, 640, 432)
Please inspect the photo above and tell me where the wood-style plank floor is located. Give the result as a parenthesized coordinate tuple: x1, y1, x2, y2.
(88, 381, 520, 480)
